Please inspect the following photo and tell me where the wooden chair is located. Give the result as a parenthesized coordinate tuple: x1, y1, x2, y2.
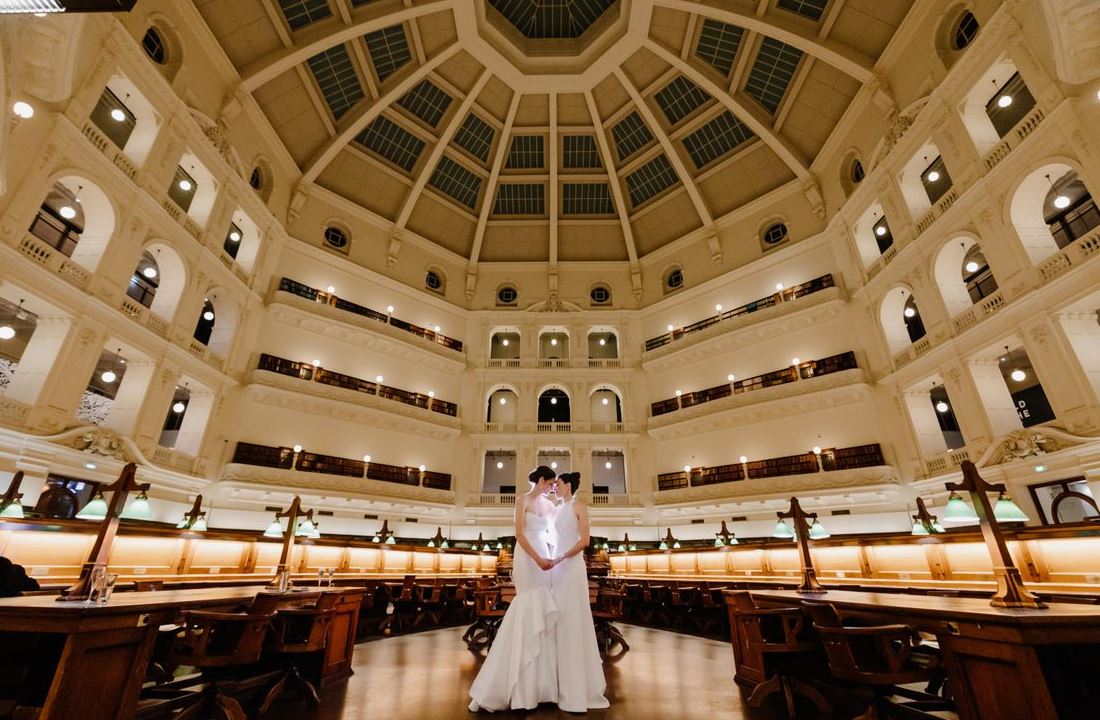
(464, 587, 506, 652)
(727, 591, 830, 718)
(168, 610, 276, 720)
(256, 592, 339, 715)
(802, 601, 952, 720)
(592, 587, 630, 658)
(416, 580, 446, 627)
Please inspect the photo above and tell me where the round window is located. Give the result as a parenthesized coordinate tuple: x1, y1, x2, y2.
(426, 270, 443, 291)
(952, 10, 979, 50)
(496, 286, 518, 305)
(590, 285, 611, 305)
(142, 27, 167, 64)
(665, 268, 683, 290)
(763, 223, 789, 245)
(850, 159, 865, 184)
(323, 226, 348, 250)
(249, 166, 263, 190)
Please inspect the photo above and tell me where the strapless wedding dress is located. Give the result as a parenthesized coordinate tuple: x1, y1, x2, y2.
(469, 510, 559, 711)
(550, 500, 609, 712)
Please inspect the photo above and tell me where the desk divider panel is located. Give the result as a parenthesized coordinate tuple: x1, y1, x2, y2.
(110, 536, 185, 576)
(383, 549, 412, 572)
(438, 553, 462, 572)
(867, 543, 935, 580)
(0, 530, 93, 579)
(412, 551, 436, 573)
(811, 546, 864, 577)
(347, 546, 383, 571)
(941, 542, 996, 580)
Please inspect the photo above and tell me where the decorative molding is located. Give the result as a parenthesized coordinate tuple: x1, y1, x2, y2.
(975, 427, 1097, 467)
(221, 463, 456, 506)
(653, 465, 899, 506)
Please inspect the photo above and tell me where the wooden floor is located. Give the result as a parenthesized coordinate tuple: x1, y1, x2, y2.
(266, 625, 791, 719)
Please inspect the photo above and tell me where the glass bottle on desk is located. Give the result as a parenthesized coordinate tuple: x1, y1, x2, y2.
(275, 569, 290, 593)
(87, 566, 106, 605)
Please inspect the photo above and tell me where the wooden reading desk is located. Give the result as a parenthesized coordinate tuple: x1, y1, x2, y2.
(0, 585, 364, 720)
(735, 588, 1100, 720)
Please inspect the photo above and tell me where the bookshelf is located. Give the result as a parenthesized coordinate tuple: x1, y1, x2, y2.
(231, 442, 294, 469)
(656, 443, 886, 491)
(296, 451, 365, 477)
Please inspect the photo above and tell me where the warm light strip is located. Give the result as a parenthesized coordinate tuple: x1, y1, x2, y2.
(0, 0, 65, 12)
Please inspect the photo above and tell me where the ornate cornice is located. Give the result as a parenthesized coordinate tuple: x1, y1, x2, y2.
(653, 465, 899, 507)
(221, 463, 456, 507)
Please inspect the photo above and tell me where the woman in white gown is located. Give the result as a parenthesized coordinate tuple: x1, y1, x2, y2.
(550, 472, 610, 713)
(469, 466, 560, 711)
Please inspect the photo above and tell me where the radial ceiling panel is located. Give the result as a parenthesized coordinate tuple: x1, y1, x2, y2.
(744, 37, 804, 114)
(397, 80, 454, 128)
(278, 0, 332, 30)
(506, 135, 545, 169)
(487, 0, 618, 39)
(695, 19, 744, 77)
(306, 44, 364, 119)
(356, 115, 426, 172)
(364, 25, 412, 82)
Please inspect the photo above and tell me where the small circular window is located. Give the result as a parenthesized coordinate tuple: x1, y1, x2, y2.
(763, 223, 789, 246)
(496, 285, 518, 306)
(142, 27, 167, 64)
(952, 10, 979, 50)
(665, 268, 684, 291)
(590, 285, 611, 305)
(425, 270, 443, 292)
(850, 159, 865, 184)
(323, 226, 348, 250)
(249, 166, 263, 190)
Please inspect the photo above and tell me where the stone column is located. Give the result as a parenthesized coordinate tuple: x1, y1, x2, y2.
(940, 359, 997, 455)
(129, 363, 182, 453)
(174, 387, 217, 456)
(1021, 313, 1100, 434)
(964, 358, 1021, 438)
(102, 359, 158, 437)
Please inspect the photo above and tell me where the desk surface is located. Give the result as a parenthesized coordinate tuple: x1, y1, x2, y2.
(745, 588, 1100, 625)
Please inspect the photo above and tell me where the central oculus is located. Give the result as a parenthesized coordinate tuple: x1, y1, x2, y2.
(487, 0, 618, 39)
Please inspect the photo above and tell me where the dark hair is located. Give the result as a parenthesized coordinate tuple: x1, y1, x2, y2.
(559, 472, 580, 495)
(528, 465, 555, 484)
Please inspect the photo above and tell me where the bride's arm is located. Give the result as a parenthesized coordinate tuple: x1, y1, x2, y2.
(514, 497, 553, 570)
(556, 503, 591, 561)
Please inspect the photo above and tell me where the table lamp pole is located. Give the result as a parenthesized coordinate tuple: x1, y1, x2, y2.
(778, 496, 825, 594)
(269, 496, 312, 590)
(946, 461, 1045, 609)
(59, 463, 148, 601)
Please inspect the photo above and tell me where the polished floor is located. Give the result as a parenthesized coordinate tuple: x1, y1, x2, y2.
(267, 625, 790, 719)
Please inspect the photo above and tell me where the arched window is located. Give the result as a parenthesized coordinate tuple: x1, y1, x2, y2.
(496, 285, 518, 307)
(903, 296, 926, 343)
(663, 267, 684, 293)
(961, 244, 997, 302)
(920, 156, 952, 204)
(873, 216, 893, 254)
(193, 299, 215, 346)
(250, 166, 263, 190)
(127, 251, 160, 308)
(223, 222, 243, 260)
(486, 388, 518, 424)
(930, 385, 963, 450)
(850, 158, 865, 184)
(490, 330, 520, 361)
(537, 389, 571, 424)
(159, 385, 190, 448)
(30, 182, 84, 258)
(169, 166, 197, 211)
(952, 10, 980, 50)
(1044, 171, 1099, 250)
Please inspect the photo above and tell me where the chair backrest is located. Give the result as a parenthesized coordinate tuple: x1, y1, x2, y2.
(802, 600, 925, 684)
(595, 589, 625, 618)
(474, 587, 501, 615)
(728, 591, 816, 653)
(268, 605, 336, 653)
(174, 611, 275, 667)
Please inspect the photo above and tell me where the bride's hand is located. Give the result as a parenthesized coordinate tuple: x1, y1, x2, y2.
(537, 557, 554, 571)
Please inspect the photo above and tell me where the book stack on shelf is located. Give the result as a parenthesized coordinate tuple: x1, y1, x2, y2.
(296, 451, 365, 478)
(231, 441, 294, 469)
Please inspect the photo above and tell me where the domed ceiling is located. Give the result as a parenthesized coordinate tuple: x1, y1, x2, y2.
(196, 0, 912, 271)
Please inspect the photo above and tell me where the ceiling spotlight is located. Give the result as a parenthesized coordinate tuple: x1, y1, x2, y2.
(0, 326, 14, 340)
(202, 310, 215, 321)
(229, 230, 241, 242)
(727, 374, 735, 382)
(550, 337, 558, 346)
(84, 462, 97, 470)
(1011, 368, 1027, 382)
(550, 397, 558, 405)
(997, 95, 1013, 108)
(904, 306, 916, 318)
(375, 375, 384, 383)
(178, 178, 192, 192)
(715, 304, 723, 312)
(926, 170, 940, 183)
(739, 455, 748, 463)
(602, 397, 609, 405)
(965, 260, 980, 273)
(418, 465, 426, 472)
(605, 461, 612, 469)
(101, 370, 116, 384)
(293, 445, 303, 453)
(363, 454, 372, 463)
(1034, 464, 1046, 473)
(59, 205, 77, 219)
(12, 101, 34, 119)
(598, 338, 606, 346)
(875, 225, 887, 236)
(172, 401, 186, 414)
(501, 338, 509, 346)
(935, 400, 950, 413)
(386, 305, 394, 314)
(550, 462, 558, 469)
(1054, 194, 1071, 209)
(142, 266, 157, 279)
(683, 465, 691, 473)
(496, 461, 504, 469)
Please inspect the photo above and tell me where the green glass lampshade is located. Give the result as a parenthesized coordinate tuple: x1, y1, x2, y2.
(617, 544, 626, 552)
(714, 537, 725, 547)
(441, 539, 449, 549)
(994, 493, 1029, 522)
(628, 543, 637, 551)
(176, 516, 190, 529)
(427, 539, 435, 548)
(911, 520, 930, 536)
(942, 492, 978, 524)
(372, 534, 381, 543)
(387, 536, 397, 545)
(307, 523, 321, 539)
(672, 541, 681, 549)
(728, 536, 739, 545)
(121, 491, 153, 520)
(0, 502, 24, 519)
(76, 493, 108, 521)
(808, 520, 830, 540)
(931, 520, 946, 533)
(263, 518, 284, 538)
(772, 520, 795, 539)
(295, 519, 316, 537)
(191, 516, 208, 532)
(482, 542, 491, 551)
(658, 540, 668, 550)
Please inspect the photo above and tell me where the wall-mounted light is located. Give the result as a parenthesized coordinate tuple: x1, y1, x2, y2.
(375, 375, 384, 383)
(293, 444, 303, 453)
(12, 101, 34, 119)
(605, 461, 612, 469)
(386, 305, 394, 314)
(715, 304, 723, 312)
(363, 454, 372, 463)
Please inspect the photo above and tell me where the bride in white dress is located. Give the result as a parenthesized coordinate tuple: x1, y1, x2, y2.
(469, 466, 560, 711)
(550, 472, 610, 713)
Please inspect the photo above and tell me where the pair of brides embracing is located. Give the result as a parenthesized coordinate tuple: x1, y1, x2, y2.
(469, 466, 610, 714)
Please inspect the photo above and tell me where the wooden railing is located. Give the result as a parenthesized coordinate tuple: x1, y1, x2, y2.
(277, 278, 463, 352)
(231, 441, 450, 490)
(656, 443, 885, 491)
(256, 353, 458, 417)
(644, 274, 835, 352)
(650, 351, 858, 417)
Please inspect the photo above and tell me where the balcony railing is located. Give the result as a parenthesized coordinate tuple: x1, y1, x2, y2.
(921, 447, 970, 477)
(536, 422, 572, 432)
(892, 336, 932, 369)
(1035, 227, 1100, 285)
(650, 351, 858, 417)
(486, 357, 622, 369)
(951, 290, 1006, 334)
(487, 358, 521, 368)
(256, 353, 459, 417)
(17, 232, 90, 291)
(277, 278, 463, 353)
(656, 443, 885, 491)
(477, 493, 517, 505)
(481, 421, 629, 434)
(231, 441, 451, 491)
(644, 274, 835, 352)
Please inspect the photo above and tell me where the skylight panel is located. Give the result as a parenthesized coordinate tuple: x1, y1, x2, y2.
(682, 111, 754, 169)
(562, 183, 614, 215)
(744, 37, 804, 114)
(279, 0, 332, 30)
(494, 183, 546, 215)
(488, 0, 617, 39)
(654, 76, 712, 125)
(355, 116, 426, 172)
(306, 44, 364, 120)
(397, 80, 453, 128)
(562, 135, 601, 168)
(506, 135, 545, 169)
(612, 111, 653, 162)
(777, 0, 828, 21)
(696, 19, 743, 77)
(364, 24, 411, 82)
(453, 114, 496, 162)
(625, 154, 679, 207)
(429, 155, 482, 209)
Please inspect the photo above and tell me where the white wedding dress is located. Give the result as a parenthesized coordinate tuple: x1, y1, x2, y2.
(551, 500, 610, 713)
(468, 508, 560, 711)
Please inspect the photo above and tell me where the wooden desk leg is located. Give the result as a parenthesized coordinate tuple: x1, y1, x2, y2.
(39, 625, 157, 720)
(938, 634, 1059, 720)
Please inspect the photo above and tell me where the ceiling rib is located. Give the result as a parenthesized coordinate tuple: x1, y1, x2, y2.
(301, 41, 462, 184)
(653, 0, 874, 83)
(644, 39, 809, 180)
(613, 67, 712, 226)
(395, 69, 492, 229)
(467, 92, 523, 297)
(549, 92, 559, 297)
